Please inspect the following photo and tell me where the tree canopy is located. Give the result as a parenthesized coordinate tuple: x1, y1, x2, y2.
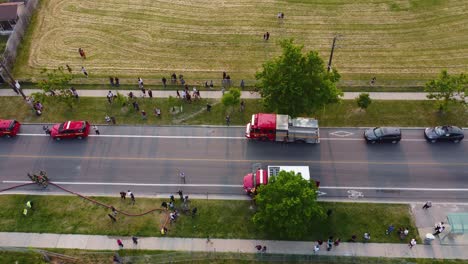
(356, 93, 372, 111)
(221, 88, 241, 114)
(252, 170, 324, 239)
(255, 38, 342, 117)
(37, 67, 76, 108)
(425, 70, 466, 112)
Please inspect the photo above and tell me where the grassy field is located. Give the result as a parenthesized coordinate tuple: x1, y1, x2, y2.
(13, 0, 468, 87)
(0, 195, 417, 243)
(1, 97, 467, 127)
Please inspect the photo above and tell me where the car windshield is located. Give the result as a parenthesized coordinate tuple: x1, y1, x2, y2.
(58, 123, 65, 132)
(373, 128, 383, 137)
(7, 120, 16, 130)
(434, 126, 447, 136)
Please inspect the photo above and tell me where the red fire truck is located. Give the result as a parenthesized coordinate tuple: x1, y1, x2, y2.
(242, 164, 319, 194)
(245, 113, 319, 143)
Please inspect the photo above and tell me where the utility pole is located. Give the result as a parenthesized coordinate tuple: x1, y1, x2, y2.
(327, 35, 339, 73)
(0, 59, 26, 99)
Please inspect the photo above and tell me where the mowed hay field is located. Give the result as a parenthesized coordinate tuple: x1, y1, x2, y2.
(14, 0, 468, 86)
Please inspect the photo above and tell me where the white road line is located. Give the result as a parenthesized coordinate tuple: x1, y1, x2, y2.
(320, 186, 468, 192)
(16, 133, 428, 141)
(2, 180, 242, 188)
(3, 180, 468, 191)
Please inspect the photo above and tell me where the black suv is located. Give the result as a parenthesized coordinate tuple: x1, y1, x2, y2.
(424, 126, 464, 143)
(364, 127, 401, 144)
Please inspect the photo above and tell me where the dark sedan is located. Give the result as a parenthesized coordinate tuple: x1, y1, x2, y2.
(424, 126, 464, 143)
(364, 127, 401, 144)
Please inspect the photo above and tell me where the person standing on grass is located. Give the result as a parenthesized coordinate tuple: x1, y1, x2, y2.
(78, 48, 86, 59)
(162, 77, 167, 88)
(110, 77, 115, 86)
(225, 115, 230, 126)
(115, 77, 120, 87)
(138, 77, 144, 89)
(66, 64, 72, 73)
(120, 191, 126, 200)
(81, 66, 88, 78)
(178, 190, 183, 201)
(134, 101, 140, 111)
(130, 192, 136, 205)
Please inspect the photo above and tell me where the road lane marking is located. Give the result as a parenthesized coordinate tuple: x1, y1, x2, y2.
(0, 154, 467, 166)
(16, 133, 429, 141)
(4, 181, 468, 192)
(2, 180, 242, 187)
(321, 186, 468, 191)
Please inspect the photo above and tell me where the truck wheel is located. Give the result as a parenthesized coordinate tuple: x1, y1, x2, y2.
(5, 134, 11, 138)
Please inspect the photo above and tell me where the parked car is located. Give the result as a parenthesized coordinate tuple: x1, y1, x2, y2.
(0, 119, 21, 137)
(364, 127, 401, 144)
(50, 120, 90, 140)
(424, 126, 464, 143)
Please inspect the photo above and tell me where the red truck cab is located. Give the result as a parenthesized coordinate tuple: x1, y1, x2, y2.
(243, 165, 269, 193)
(245, 113, 276, 141)
(0, 119, 21, 137)
(50, 120, 90, 140)
(243, 164, 316, 194)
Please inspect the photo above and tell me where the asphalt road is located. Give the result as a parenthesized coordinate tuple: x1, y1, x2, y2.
(0, 125, 467, 202)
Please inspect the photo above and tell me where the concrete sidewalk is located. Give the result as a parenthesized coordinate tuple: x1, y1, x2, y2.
(0, 88, 434, 100)
(1, 203, 468, 259)
(0, 231, 464, 259)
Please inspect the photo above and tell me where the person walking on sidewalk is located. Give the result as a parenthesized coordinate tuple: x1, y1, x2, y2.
(132, 236, 138, 245)
(93, 125, 100, 135)
(433, 222, 445, 236)
(326, 237, 333, 251)
(117, 239, 124, 249)
(422, 201, 432, 210)
(409, 238, 416, 248)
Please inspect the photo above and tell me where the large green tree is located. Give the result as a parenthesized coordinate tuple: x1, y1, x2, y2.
(221, 88, 241, 114)
(252, 170, 324, 239)
(425, 70, 466, 112)
(255, 39, 342, 117)
(356, 93, 372, 111)
(37, 67, 75, 109)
